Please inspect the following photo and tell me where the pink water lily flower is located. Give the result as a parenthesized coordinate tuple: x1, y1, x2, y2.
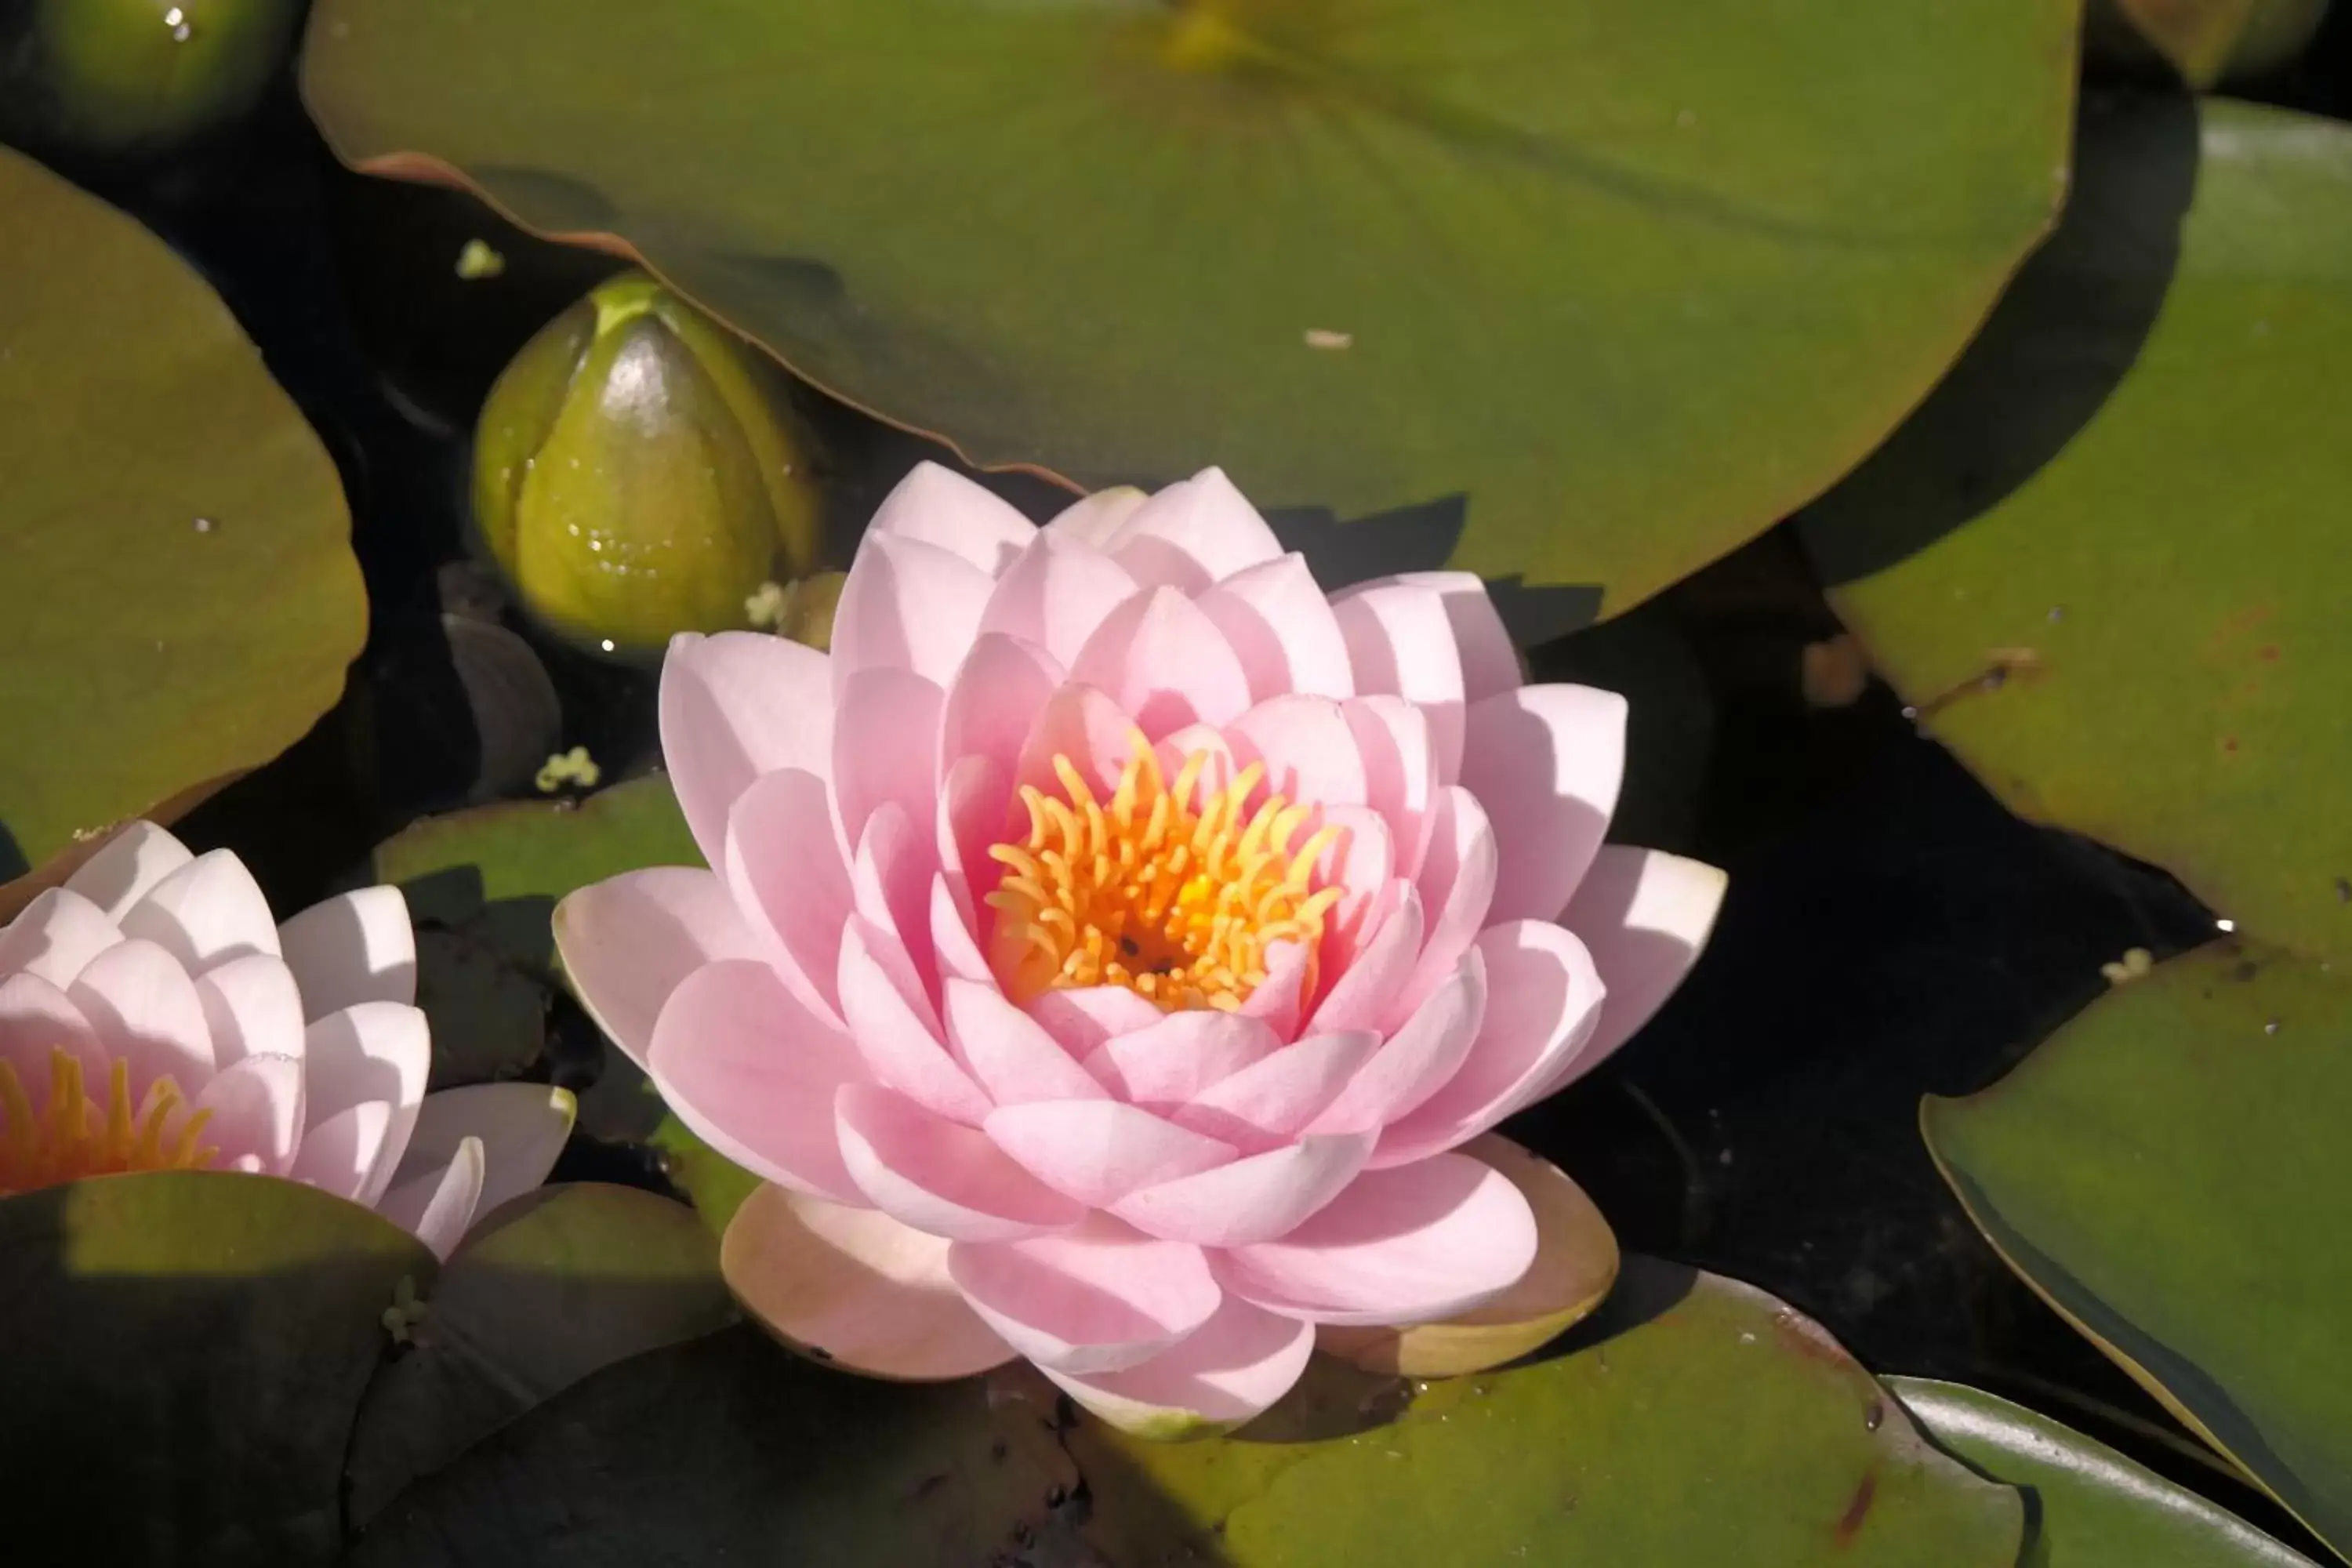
(0, 824, 572, 1258)
(557, 465, 1723, 1432)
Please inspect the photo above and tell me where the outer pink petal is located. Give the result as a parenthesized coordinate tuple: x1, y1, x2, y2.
(649, 959, 866, 1201)
(833, 666, 947, 853)
(1029, 985, 1163, 1058)
(394, 1081, 576, 1220)
(1385, 571, 1523, 702)
(977, 530, 1142, 670)
(1112, 1134, 1374, 1247)
(1173, 1031, 1378, 1150)
(837, 1083, 1086, 1241)
(1195, 553, 1353, 702)
(117, 848, 281, 974)
(1458, 685, 1627, 924)
(659, 630, 833, 871)
(722, 1185, 1014, 1379)
(984, 1100, 1236, 1208)
(943, 978, 1105, 1105)
(1214, 1153, 1538, 1326)
(831, 532, 994, 695)
(1330, 580, 1468, 780)
(1308, 953, 1486, 1135)
(1396, 786, 1498, 1024)
(724, 769, 853, 1017)
(1070, 587, 1252, 739)
(0, 887, 125, 990)
(1345, 696, 1437, 878)
(190, 1051, 303, 1174)
(68, 938, 212, 1094)
(194, 955, 307, 1069)
(288, 1099, 394, 1202)
(1038, 1296, 1313, 1436)
(1558, 845, 1727, 1080)
(837, 918, 989, 1125)
(1102, 468, 1284, 592)
(0, 972, 108, 1090)
(62, 820, 193, 921)
(850, 803, 937, 986)
(375, 1134, 485, 1261)
(1372, 922, 1604, 1168)
(1229, 695, 1367, 808)
(866, 460, 1036, 576)
(1082, 1011, 1281, 1105)
(1307, 883, 1422, 1035)
(948, 1217, 1221, 1374)
(554, 866, 768, 1070)
(1045, 486, 1149, 549)
(941, 633, 1065, 790)
(275, 886, 416, 1020)
(303, 1001, 430, 1137)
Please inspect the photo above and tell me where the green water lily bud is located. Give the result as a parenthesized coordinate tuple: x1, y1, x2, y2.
(8, 0, 303, 154)
(473, 271, 822, 657)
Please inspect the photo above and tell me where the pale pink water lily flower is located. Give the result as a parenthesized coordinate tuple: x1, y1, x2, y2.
(557, 465, 1724, 1432)
(0, 824, 572, 1258)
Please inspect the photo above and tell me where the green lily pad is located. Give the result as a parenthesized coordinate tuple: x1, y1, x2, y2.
(1889, 1377, 2318, 1566)
(1924, 941, 2352, 1558)
(372, 775, 701, 1087)
(0, 145, 363, 889)
(344, 1326, 1080, 1566)
(0, 1171, 434, 1565)
(1071, 1258, 2022, 1566)
(1804, 96, 2352, 962)
(2086, 0, 2332, 85)
(346, 1182, 735, 1522)
(301, 0, 2075, 612)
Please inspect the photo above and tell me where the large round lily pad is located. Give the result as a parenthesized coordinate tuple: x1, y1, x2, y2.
(301, 0, 2075, 612)
(1804, 96, 2352, 962)
(0, 144, 363, 892)
(1073, 1258, 2023, 1565)
(1890, 1377, 2318, 1566)
(1924, 941, 2352, 1559)
(0, 1171, 434, 1566)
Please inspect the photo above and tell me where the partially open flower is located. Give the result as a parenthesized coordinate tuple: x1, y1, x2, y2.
(0, 824, 571, 1257)
(557, 465, 1725, 1432)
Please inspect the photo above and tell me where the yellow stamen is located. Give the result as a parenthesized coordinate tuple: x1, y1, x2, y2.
(985, 732, 1345, 1011)
(0, 1047, 218, 1196)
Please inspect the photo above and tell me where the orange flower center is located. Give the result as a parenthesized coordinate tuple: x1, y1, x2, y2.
(986, 735, 1344, 1011)
(0, 1046, 217, 1196)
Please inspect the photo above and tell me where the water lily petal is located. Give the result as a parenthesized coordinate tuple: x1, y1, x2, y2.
(1385, 571, 1522, 702)
(1330, 579, 1468, 780)
(1044, 486, 1149, 549)
(303, 1002, 431, 1182)
(866, 460, 1036, 576)
(554, 866, 769, 1069)
(943, 978, 1105, 1105)
(1040, 1295, 1314, 1438)
(1083, 1010, 1281, 1105)
(1071, 586, 1252, 739)
(1396, 786, 1498, 1023)
(392, 1081, 577, 1220)
(1028, 985, 1164, 1058)
(1555, 845, 1726, 1083)
(722, 1183, 1014, 1379)
(190, 1051, 303, 1175)
(0, 887, 124, 990)
(1306, 883, 1421, 1036)
(832, 531, 994, 695)
(0, 972, 108, 1089)
(660, 630, 833, 869)
(941, 633, 1065, 791)
(984, 1099, 1236, 1208)
(978, 529, 1141, 670)
(1215, 1153, 1537, 1326)
(949, 1216, 1221, 1374)
(1345, 695, 1437, 877)
(648, 958, 865, 1201)
(374, 1133, 486, 1261)
(836, 1083, 1087, 1242)
(68, 938, 212, 1094)
(1194, 553, 1353, 702)
(1458, 684, 1626, 924)
(64, 821, 192, 921)
(275, 886, 417, 1019)
(1173, 1031, 1378, 1149)
(1102, 467, 1283, 592)
(287, 1099, 394, 1202)
(833, 666, 946, 852)
(195, 954, 307, 1068)
(118, 848, 281, 973)
(1229, 695, 1367, 808)
(838, 918, 989, 1125)
(1308, 953, 1485, 1134)
(1112, 1134, 1374, 1247)
(724, 768, 853, 1017)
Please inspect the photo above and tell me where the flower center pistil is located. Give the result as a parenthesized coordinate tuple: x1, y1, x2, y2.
(985, 734, 1344, 1011)
(0, 1046, 217, 1196)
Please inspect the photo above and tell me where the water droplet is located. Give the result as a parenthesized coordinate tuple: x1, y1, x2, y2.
(191, 516, 215, 534)
(163, 5, 185, 21)
(1864, 1399, 1885, 1432)
(1899, 705, 1919, 721)
(599, 639, 616, 653)
(2216, 917, 2237, 933)
(2046, 604, 2064, 624)
(2265, 1019, 2281, 1036)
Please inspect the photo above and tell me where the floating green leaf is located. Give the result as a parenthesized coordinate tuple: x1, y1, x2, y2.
(1804, 96, 2352, 961)
(0, 146, 363, 891)
(302, 0, 2075, 612)
(344, 1327, 1079, 1567)
(1073, 1258, 2022, 1566)
(0, 1171, 433, 1565)
(346, 1183, 735, 1522)
(1925, 942, 2352, 1558)
(1889, 1377, 2318, 1566)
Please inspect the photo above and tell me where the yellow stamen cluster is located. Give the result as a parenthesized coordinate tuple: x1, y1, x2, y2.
(986, 734, 1345, 1011)
(0, 1046, 217, 1196)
